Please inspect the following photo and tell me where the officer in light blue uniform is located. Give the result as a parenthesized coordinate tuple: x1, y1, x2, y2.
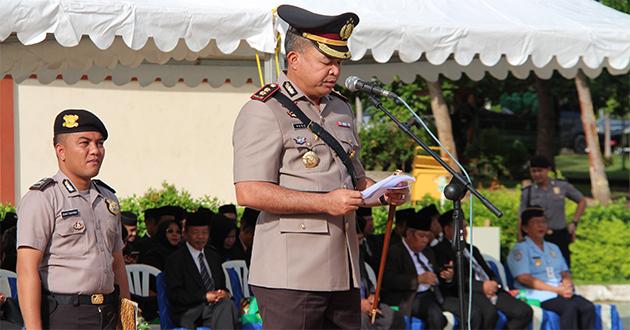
(508, 206, 594, 330)
(508, 235, 567, 289)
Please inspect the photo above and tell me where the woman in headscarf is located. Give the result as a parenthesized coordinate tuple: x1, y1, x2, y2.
(140, 219, 182, 271)
(208, 213, 239, 263)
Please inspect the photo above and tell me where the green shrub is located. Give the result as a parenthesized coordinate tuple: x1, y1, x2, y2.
(118, 182, 223, 236)
(0, 204, 16, 221)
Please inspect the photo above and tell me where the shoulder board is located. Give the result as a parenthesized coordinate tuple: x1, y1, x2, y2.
(29, 178, 55, 191)
(330, 89, 348, 102)
(520, 185, 532, 191)
(93, 179, 116, 194)
(251, 83, 280, 102)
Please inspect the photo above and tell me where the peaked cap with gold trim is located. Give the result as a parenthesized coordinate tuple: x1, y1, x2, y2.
(277, 4, 359, 60)
(54, 109, 108, 140)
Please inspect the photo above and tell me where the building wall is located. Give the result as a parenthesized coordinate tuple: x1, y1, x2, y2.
(15, 79, 256, 203)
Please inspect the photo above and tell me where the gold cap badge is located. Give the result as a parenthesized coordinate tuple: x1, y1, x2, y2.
(62, 114, 79, 128)
(339, 19, 355, 40)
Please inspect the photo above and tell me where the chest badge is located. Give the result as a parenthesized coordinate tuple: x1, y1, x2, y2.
(105, 198, 121, 216)
(73, 221, 85, 231)
(302, 151, 320, 168)
(293, 137, 307, 145)
(287, 111, 297, 118)
(553, 186, 561, 195)
(533, 257, 542, 267)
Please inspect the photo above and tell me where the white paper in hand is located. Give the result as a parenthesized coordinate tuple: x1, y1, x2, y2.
(361, 174, 415, 205)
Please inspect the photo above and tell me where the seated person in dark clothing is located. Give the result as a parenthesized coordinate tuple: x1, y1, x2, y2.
(121, 211, 139, 245)
(0, 212, 17, 235)
(165, 212, 239, 329)
(0, 291, 23, 330)
(434, 210, 532, 329)
(0, 226, 17, 272)
(133, 207, 161, 256)
(382, 210, 453, 330)
(417, 204, 442, 247)
(357, 207, 384, 272)
(218, 204, 237, 221)
(508, 207, 595, 330)
(356, 217, 405, 330)
(232, 207, 259, 266)
(140, 219, 182, 271)
(208, 214, 238, 263)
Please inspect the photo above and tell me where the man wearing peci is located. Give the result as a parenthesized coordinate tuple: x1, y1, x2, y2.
(232, 5, 408, 329)
(16, 109, 130, 329)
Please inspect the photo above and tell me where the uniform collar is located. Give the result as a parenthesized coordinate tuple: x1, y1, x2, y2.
(53, 170, 103, 202)
(278, 72, 334, 111)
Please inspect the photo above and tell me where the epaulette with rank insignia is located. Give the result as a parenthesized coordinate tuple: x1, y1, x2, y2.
(30, 178, 54, 191)
(330, 90, 348, 102)
(251, 83, 280, 102)
(93, 179, 116, 194)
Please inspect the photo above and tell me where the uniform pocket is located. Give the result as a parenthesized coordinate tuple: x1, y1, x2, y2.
(279, 217, 329, 234)
(56, 218, 86, 237)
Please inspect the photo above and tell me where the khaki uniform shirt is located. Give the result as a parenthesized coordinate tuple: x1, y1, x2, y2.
(17, 171, 124, 294)
(519, 179, 583, 230)
(233, 73, 365, 291)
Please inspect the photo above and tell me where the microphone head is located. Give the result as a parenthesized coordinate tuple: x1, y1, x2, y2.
(345, 75, 361, 92)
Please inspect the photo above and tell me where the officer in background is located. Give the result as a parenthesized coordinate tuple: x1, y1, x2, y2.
(16, 109, 130, 329)
(233, 5, 408, 328)
(518, 155, 586, 267)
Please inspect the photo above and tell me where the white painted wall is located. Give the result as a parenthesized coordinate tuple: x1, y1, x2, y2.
(15, 79, 256, 203)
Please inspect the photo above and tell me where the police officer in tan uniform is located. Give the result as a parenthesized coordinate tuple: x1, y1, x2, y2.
(16, 109, 130, 329)
(233, 5, 408, 329)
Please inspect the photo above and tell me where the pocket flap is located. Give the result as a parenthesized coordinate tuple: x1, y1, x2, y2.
(57, 219, 86, 237)
(279, 218, 329, 234)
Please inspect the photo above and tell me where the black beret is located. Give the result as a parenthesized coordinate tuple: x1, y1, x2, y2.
(417, 204, 440, 220)
(54, 109, 108, 140)
(218, 204, 237, 215)
(121, 211, 138, 226)
(186, 211, 211, 228)
(521, 206, 545, 225)
(529, 155, 552, 169)
(159, 205, 185, 220)
(438, 209, 455, 227)
(277, 4, 359, 60)
(407, 212, 432, 231)
(356, 207, 372, 218)
(395, 208, 415, 225)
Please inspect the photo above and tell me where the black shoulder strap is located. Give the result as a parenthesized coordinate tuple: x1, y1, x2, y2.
(93, 179, 116, 194)
(272, 92, 358, 189)
(30, 178, 54, 191)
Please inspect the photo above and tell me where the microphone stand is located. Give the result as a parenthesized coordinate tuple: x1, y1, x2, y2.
(366, 94, 503, 329)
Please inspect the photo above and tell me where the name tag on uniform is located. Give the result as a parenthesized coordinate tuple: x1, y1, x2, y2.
(546, 266, 556, 280)
(61, 209, 80, 218)
(293, 123, 307, 129)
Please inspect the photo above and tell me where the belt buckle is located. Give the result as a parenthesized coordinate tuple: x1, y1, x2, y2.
(91, 293, 104, 305)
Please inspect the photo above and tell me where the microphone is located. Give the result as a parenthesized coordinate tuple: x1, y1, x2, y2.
(344, 76, 398, 99)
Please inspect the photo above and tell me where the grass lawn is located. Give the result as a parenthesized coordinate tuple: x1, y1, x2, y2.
(556, 154, 630, 181)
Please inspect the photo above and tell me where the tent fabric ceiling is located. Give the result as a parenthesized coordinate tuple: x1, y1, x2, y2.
(2, 0, 630, 85)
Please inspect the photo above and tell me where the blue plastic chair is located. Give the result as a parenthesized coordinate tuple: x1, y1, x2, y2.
(155, 272, 210, 330)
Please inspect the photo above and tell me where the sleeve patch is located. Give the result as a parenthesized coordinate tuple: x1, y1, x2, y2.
(251, 83, 280, 102)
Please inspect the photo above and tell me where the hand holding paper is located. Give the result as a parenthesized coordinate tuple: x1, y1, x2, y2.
(361, 174, 415, 205)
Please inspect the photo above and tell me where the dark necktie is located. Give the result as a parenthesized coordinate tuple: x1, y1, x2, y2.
(414, 252, 444, 304)
(198, 252, 215, 291)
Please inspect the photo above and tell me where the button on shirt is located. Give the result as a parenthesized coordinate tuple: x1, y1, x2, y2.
(16, 171, 123, 294)
(507, 237, 568, 290)
(519, 180, 583, 230)
(401, 240, 431, 292)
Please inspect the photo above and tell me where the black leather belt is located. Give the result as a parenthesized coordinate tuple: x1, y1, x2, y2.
(45, 291, 117, 305)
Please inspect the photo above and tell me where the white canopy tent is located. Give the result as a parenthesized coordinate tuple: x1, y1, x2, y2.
(2, 0, 630, 86)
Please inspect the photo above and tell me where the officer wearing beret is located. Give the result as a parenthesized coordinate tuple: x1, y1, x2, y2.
(518, 155, 586, 267)
(16, 109, 130, 329)
(233, 5, 408, 328)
